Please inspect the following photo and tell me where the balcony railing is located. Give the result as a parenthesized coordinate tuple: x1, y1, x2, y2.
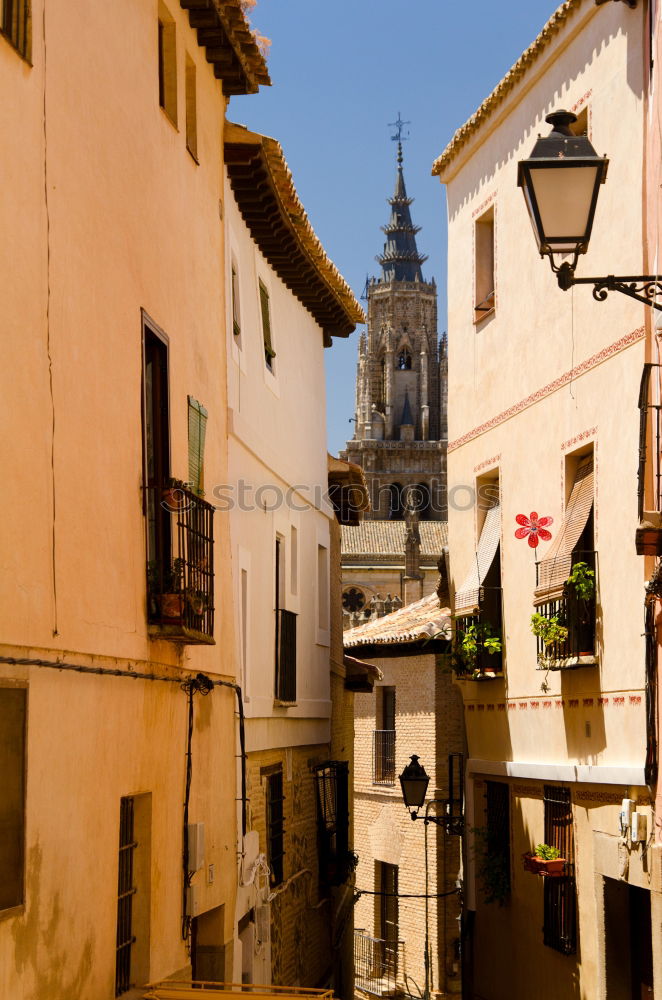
(275, 609, 297, 702)
(373, 730, 396, 786)
(534, 551, 597, 666)
(354, 930, 405, 997)
(146, 482, 215, 645)
(454, 585, 503, 678)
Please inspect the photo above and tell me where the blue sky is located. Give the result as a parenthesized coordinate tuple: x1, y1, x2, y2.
(229, 0, 562, 456)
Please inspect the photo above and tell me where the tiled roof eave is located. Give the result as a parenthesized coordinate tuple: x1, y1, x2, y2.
(431, 0, 586, 178)
(225, 123, 364, 338)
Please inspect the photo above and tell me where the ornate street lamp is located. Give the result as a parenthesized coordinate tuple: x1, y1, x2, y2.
(399, 754, 430, 818)
(518, 109, 662, 309)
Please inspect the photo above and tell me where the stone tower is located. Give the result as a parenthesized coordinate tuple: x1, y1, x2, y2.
(341, 140, 447, 520)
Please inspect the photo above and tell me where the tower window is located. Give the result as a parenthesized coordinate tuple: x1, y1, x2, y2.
(397, 350, 412, 370)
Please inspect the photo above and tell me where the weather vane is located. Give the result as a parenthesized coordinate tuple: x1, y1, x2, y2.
(388, 112, 411, 144)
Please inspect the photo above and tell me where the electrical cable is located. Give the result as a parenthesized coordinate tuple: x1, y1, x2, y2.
(355, 887, 461, 899)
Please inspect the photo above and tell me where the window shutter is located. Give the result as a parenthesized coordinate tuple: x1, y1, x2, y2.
(455, 502, 501, 613)
(187, 396, 208, 495)
(535, 457, 593, 601)
(260, 282, 276, 362)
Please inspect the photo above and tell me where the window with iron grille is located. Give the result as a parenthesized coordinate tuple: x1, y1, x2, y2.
(1, 0, 30, 61)
(373, 687, 396, 785)
(115, 797, 137, 996)
(314, 761, 350, 886)
(543, 785, 576, 955)
(266, 769, 285, 887)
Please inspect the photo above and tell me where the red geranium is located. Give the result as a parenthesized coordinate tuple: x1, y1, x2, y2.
(515, 512, 553, 548)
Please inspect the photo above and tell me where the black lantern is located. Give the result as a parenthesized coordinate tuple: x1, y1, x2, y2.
(399, 754, 430, 816)
(518, 110, 608, 274)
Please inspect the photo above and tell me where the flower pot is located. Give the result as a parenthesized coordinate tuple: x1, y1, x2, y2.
(157, 593, 184, 620)
(522, 852, 566, 877)
(161, 486, 186, 511)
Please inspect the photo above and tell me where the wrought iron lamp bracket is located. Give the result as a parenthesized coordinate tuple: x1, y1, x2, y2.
(553, 261, 662, 309)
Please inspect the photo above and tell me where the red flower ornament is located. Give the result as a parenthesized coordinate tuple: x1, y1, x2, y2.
(515, 512, 553, 548)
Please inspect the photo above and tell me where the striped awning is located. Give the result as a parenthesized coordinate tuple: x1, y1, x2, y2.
(535, 456, 594, 602)
(454, 503, 501, 614)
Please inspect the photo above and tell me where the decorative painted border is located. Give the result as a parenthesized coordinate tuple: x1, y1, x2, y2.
(449, 327, 645, 452)
(471, 190, 497, 219)
(465, 694, 644, 713)
(474, 453, 501, 473)
(562, 427, 597, 451)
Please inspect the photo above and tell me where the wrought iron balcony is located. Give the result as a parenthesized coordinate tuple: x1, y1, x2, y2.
(534, 551, 597, 667)
(373, 729, 396, 786)
(454, 585, 504, 678)
(146, 482, 215, 645)
(354, 930, 405, 997)
(275, 609, 297, 702)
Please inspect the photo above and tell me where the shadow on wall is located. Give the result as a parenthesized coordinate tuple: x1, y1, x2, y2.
(560, 666, 607, 765)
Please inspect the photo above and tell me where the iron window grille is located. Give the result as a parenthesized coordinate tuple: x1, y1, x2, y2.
(314, 761, 350, 886)
(454, 585, 504, 676)
(266, 770, 285, 887)
(275, 608, 297, 702)
(115, 797, 137, 997)
(354, 929, 405, 998)
(146, 481, 215, 644)
(534, 550, 597, 662)
(373, 730, 396, 786)
(543, 785, 576, 955)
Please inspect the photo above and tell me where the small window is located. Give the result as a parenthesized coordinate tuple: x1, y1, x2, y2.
(259, 281, 276, 370)
(0, 687, 26, 912)
(290, 526, 298, 595)
(231, 259, 241, 339)
(158, 2, 177, 126)
(397, 349, 412, 370)
(265, 769, 285, 886)
(474, 206, 495, 321)
(1, 0, 31, 61)
(483, 781, 510, 903)
(569, 106, 589, 138)
(187, 396, 208, 496)
(373, 687, 396, 785)
(185, 53, 197, 160)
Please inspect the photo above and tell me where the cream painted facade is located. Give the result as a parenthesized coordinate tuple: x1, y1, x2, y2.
(435, 1, 659, 996)
(223, 131, 364, 991)
(0, 2, 269, 997)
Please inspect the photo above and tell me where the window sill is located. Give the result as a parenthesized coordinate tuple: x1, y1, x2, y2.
(536, 654, 599, 671)
(0, 903, 25, 922)
(273, 699, 297, 708)
(473, 306, 495, 325)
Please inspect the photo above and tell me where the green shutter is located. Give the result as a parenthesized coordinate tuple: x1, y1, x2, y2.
(188, 396, 208, 495)
(259, 281, 276, 365)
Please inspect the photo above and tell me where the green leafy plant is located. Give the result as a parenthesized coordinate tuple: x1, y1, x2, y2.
(148, 557, 185, 594)
(453, 622, 502, 677)
(530, 612, 568, 648)
(565, 561, 595, 601)
(534, 843, 561, 861)
(472, 827, 510, 905)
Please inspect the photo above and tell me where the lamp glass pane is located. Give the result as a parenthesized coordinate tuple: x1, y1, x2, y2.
(400, 775, 429, 809)
(528, 164, 600, 250)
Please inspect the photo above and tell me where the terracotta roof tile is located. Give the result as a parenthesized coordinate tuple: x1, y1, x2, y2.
(343, 592, 451, 650)
(341, 520, 447, 558)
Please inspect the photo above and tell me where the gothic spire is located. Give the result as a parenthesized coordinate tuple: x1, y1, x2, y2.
(377, 134, 428, 283)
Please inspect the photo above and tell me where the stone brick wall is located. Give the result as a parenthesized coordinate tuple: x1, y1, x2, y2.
(353, 654, 465, 995)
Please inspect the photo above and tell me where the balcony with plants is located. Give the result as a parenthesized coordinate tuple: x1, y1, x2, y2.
(532, 553, 597, 669)
(453, 584, 503, 681)
(146, 480, 215, 645)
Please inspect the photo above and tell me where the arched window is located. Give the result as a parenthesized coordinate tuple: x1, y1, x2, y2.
(397, 350, 412, 370)
(342, 587, 366, 613)
(408, 483, 432, 520)
(389, 483, 404, 520)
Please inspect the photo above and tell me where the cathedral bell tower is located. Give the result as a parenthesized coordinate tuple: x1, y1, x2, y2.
(341, 125, 447, 521)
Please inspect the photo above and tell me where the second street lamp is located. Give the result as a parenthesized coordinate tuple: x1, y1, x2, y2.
(518, 109, 662, 309)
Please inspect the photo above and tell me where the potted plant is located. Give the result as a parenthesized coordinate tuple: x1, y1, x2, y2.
(531, 612, 568, 663)
(523, 843, 566, 877)
(453, 622, 502, 679)
(565, 562, 596, 651)
(148, 557, 185, 619)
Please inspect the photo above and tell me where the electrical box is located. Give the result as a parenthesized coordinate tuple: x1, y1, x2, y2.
(631, 811, 648, 843)
(620, 798, 635, 835)
(187, 822, 205, 873)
